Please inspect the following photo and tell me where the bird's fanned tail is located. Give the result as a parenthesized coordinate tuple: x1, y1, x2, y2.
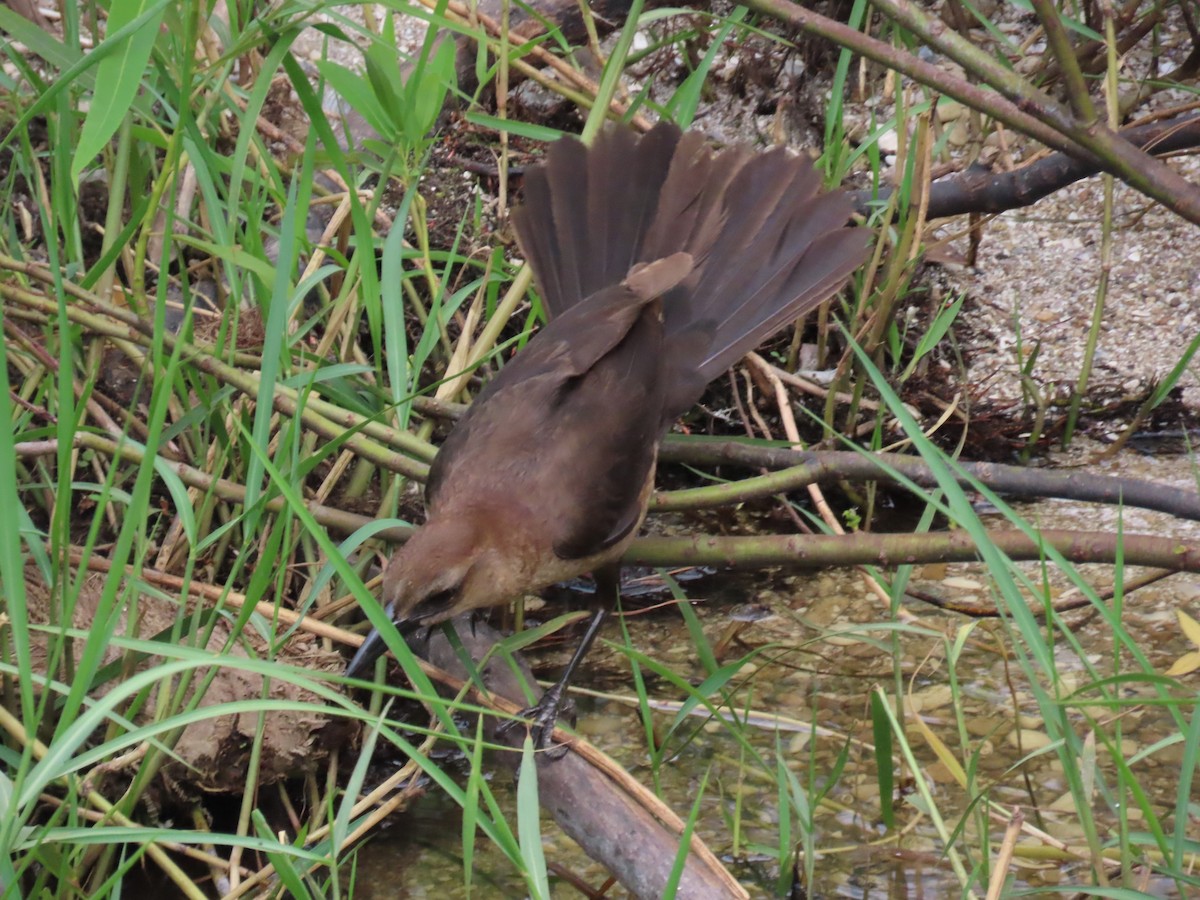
(512, 122, 871, 423)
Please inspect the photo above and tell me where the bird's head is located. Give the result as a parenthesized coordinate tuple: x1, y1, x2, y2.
(379, 515, 513, 626)
(346, 515, 515, 678)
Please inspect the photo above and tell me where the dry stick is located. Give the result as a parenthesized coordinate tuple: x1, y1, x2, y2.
(450, 265, 535, 387)
(4, 320, 123, 440)
(14, 432, 414, 541)
(980, 795, 1200, 869)
(64, 546, 362, 647)
(985, 807, 1025, 900)
(188, 806, 232, 895)
(5, 318, 150, 537)
(434, 273, 490, 402)
(767, 360, 881, 412)
(629, 528, 1200, 575)
(294, 191, 375, 521)
(0, 257, 439, 464)
(301, 191, 363, 356)
(749, 0, 1084, 158)
(745, 352, 916, 623)
(903, 566, 1177, 619)
(1030, 0, 1096, 123)
(42, 792, 250, 878)
(218, 764, 426, 900)
(1130, 100, 1200, 128)
(22, 433, 1200, 578)
(652, 444, 1200, 522)
(880, 391, 962, 455)
(0, 278, 435, 479)
(497, 0, 511, 218)
(869, 0, 1200, 223)
(985, 802, 1071, 858)
(243, 745, 442, 898)
(748, 0, 1199, 221)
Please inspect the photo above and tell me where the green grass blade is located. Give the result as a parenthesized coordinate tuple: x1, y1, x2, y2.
(515, 736, 549, 900)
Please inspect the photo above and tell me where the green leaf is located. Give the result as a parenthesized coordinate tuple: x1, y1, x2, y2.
(665, 766, 709, 898)
(0, 5, 80, 72)
(71, 0, 168, 184)
(462, 718, 486, 895)
(1008, 0, 1104, 41)
(172, 234, 277, 284)
(665, 6, 746, 128)
(253, 812, 313, 900)
(407, 36, 457, 143)
(901, 291, 965, 381)
(316, 59, 393, 141)
(364, 39, 405, 134)
(151, 455, 195, 546)
(516, 737, 549, 900)
(464, 112, 564, 143)
(870, 690, 895, 830)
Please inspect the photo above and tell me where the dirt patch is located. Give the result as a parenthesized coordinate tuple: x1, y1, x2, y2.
(25, 571, 354, 797)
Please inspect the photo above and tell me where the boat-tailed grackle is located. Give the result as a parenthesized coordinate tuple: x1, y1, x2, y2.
(346, 122, 871, 748)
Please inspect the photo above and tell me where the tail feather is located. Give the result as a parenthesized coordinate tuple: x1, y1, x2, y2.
(692, 156, 832, 324)
(640, 132, 746, 266)
(512, 122, 870, 421)
(543, 137, 591, 311)
(701, 229, 869, 373)
(702, 189, 860, 345)
(588, 124, 677, 300)
(514, 162, 566, 310)
(515, 124, 683, 317)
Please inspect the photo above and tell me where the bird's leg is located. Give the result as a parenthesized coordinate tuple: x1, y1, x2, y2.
(503, 563, 620, 755)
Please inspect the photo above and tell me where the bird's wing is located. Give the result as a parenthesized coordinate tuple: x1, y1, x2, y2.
(425, 274, 681, 561)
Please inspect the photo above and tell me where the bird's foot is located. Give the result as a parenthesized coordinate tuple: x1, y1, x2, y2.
(497, 683, 575, 759)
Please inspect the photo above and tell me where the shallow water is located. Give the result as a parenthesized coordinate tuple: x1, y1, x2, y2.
(354, 444, 1200, 898)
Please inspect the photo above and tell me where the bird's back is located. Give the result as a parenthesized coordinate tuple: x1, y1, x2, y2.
(425, 256, 696, 569)
(427, 124, 869, 572)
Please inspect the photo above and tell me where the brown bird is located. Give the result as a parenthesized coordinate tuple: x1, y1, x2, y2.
(347, 122, 870, 744)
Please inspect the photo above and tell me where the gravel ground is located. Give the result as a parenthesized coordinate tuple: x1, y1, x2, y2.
(940, 154, 1200, 412)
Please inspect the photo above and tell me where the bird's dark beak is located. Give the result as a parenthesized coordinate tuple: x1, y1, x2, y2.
(344, 599, 448, 678)
(344, 602, 418, 679)
(344, 623, 394, 679)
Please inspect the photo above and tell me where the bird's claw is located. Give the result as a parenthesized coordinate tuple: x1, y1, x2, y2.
(497, 684, 575, 759)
